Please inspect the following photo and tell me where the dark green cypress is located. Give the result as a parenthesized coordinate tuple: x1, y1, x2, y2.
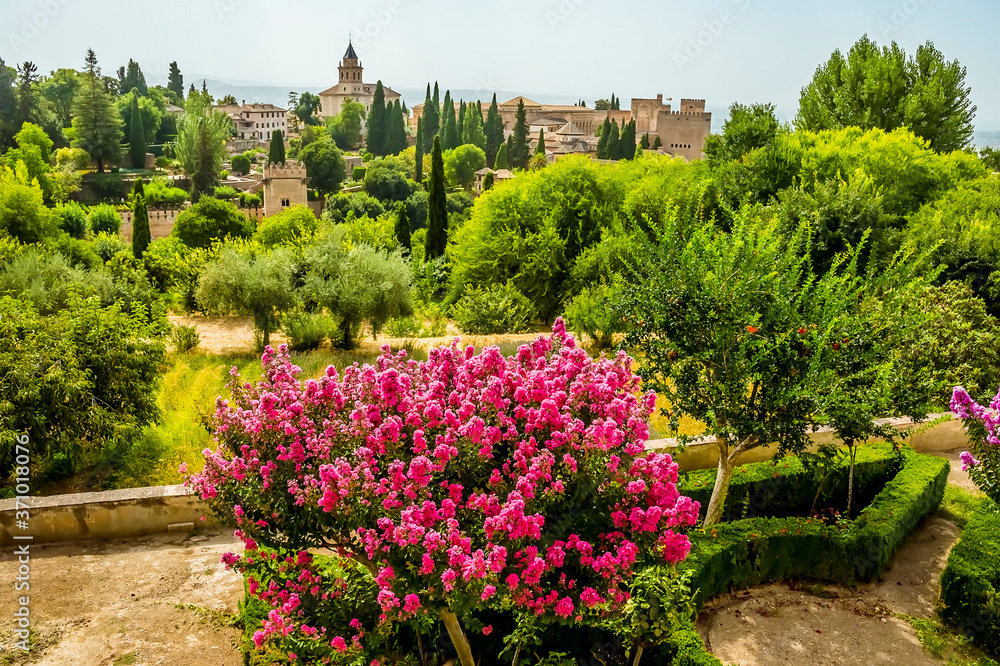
(268, 129, 285, 165)
(422, 83, 438, 153)
(390, 99, 407, 154)
(485, 93, 504, 168)
(395, 204, 411, 253)
(483, 171, 495, 191)
(607, 120, 620, 160)
(425, 136, 447, 260)
(640, 132, 650, 149)
(535, 127, 546, 155)
(441, 90, 458, 150)
(128, 93, 146, 168)
(653, 134, 662, 149)
(508, 99, 529, 169)
(596, 118, 611, 159)
(414, 118, 424, 184)
(458, 99, 467, 144)
(366, 81, 387, 156)
(131, 179, 150, 258)
(620, 119, 636, 160)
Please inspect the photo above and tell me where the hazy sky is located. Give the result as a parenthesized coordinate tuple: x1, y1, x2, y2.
(4, 0, 999, 127)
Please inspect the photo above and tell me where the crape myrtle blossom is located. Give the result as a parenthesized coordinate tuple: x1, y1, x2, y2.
(187, 319, 699, 661)
(952, 385, 1000, 504)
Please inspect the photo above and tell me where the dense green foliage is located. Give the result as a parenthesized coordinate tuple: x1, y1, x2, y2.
(257, 205, 319, 247)
(797, 36, 976, 152)
(172, 197, 253, 248)
(425, 136, 447, 260)
(299, 137, 346, 195)
(940, 500, 1000, 654)
(231, 153, 251, 175)
(453, 283, 536, 335)
(174, 91, 231, 199)
(132, 179, 150, 259)
(88, 203, 122, 235)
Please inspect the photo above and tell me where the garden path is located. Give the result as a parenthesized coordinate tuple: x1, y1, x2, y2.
(698, 449, 974, 666)
(0, 532, 244, 665)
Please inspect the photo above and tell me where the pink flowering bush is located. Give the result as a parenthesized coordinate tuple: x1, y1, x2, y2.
(187, 320, 699, 663)
(951, 385, 1000, 503)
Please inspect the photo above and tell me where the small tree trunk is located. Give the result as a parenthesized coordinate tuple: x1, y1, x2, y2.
(632, 644, 644, 666)
(439, 608, 475, 666)
(846, 441, 857, 518)
(703, 438, 739, 527)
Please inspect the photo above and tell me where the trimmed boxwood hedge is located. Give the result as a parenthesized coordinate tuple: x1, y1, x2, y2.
(680, 444, 950, 606)
(940, 499, 1000, 654)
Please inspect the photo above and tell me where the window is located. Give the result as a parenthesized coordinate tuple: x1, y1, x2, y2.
(281, 198, 290, 207)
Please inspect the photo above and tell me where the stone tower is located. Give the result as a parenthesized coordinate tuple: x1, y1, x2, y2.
(262, 160, 310, 218)
(337, 40, 364, 97)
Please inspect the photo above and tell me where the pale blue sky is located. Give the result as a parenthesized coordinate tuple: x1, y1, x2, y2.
(3, 0, 998, 128)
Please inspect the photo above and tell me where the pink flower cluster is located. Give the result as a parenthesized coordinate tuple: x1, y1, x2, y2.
(188, 319, 699, 659)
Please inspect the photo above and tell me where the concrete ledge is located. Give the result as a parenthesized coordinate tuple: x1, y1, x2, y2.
(0, 484, 228, 546)
(0, 415, 970, 545)
(648, 412, 968, 471)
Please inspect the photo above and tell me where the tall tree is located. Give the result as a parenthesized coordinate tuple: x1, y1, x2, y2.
(422, 82, 440, 153)
(132, 178, 150, 258)
(484, 93, 504, 168)
(167, 61, 184, 101)
(704, 102, 781, 165)
(388, 99, 408, 155)
(326, 97, 365, 150)
(507, 98, 530, 170)
(366, 81, 387, 156)
(457, 99, 467, 143)
(797, 36, 976, 152)
(640, 132, 650, 149)
(128, 93, 146, 168)
(15, 61, 39, 128)
(414, 118, 424, 183)
(71, 49, 123, 173)
(268, 128, 286, 165)
(395, 204, 411, 253)
(174, 90, 231, 199)
(425, 136, 447, 260)
(441, 90, 458, 150)
(535, 127, 546, 155)
(461, 101, 486, 150)
(118, 59, 147, 96)
(0, 59, 17, 149)
(596, 117, 611, 159)
(295, 91, 322, 127)
(38, 68, 80, 128)
(619, 119, 636, 160)
(494, 142, 508, 170)
(607, 120, 621, 160)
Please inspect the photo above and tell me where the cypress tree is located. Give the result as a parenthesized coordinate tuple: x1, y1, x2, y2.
(483, 171, 495, 191)
(132, 178, 150, 258)
(128, 92, 146, 168)
(535, 127, 546, 155)
(640, 132, 650, 149)
(494, 142, 509, 170)
(422, 83, 438, 153)
(425, 136, 447, 260)
(607, 120, 621, 160)
(652, 134, 662, 149)
(168, 61, 184, 101)
(366, 81, 387, 156)
(620, 119, 636, 160)
(508, 99, 530, 169)
(485, 93, 504, 168)
(462, 101, 486, 150)
(596, 117, 611, 159)
(395, 204, 411, 253)
(414, 118, 424, 183)
(441, 90, 458, 150)
(457, 99, 467, 143)
(188, 82, 196, 99)
(268, 128, 285, 165)
(389, 99, 407, 155)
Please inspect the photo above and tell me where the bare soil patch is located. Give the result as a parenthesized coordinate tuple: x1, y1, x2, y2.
(0, 533, 244, 665)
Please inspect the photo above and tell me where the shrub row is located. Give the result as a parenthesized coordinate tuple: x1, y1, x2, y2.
(677, 442, 902, 522)
(680, 446, 949, 606)
(940, 499, 1000, 654)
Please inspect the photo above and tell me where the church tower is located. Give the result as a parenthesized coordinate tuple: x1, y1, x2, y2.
(338, 40, 363, 96)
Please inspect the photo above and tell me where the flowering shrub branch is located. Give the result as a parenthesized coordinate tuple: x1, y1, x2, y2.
(187, 320, 699, 664)
(951, 386, 1000, 503)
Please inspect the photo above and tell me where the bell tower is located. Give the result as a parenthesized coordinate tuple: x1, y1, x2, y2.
(338, 40, 363, 96)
